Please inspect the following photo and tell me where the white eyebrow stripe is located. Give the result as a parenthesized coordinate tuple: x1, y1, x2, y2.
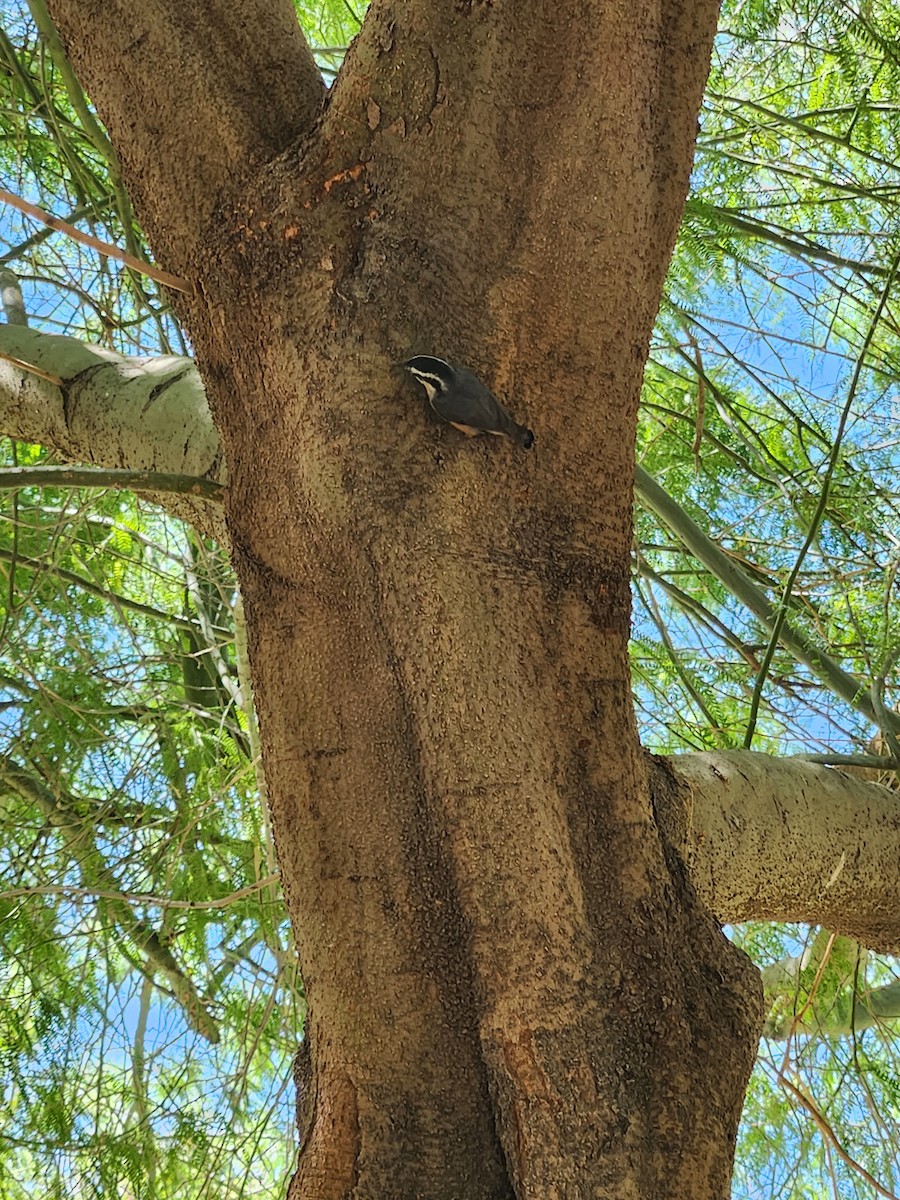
(410, 371, 445, 389)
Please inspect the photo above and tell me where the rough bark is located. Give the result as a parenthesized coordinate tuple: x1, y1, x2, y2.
(44, 0, 324, 272)
(44, 1, 765, 1196)
(653, 752, 900, 954)
(7, 331, 897, 958)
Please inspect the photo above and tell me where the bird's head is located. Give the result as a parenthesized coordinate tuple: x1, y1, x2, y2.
(398, 355, 455, 401)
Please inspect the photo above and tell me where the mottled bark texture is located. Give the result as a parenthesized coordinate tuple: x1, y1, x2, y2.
(47, 0, 764, 1195)
(652, 752, 900, 955)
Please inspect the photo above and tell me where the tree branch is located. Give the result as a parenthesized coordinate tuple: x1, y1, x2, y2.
(654, 751, 900, 953)
(635, 464, 900, 739)
(0, 544, 230, 636)
(0, 325, 224, 539)
(43, 0, 325, 275)
(0, 465, 222, 498)
(0, 188, 189, 292)
(0, 875, 279, 911)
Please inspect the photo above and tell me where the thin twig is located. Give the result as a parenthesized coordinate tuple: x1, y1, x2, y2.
(634, 465, 900, 738)
(0, 543, 230, 636)
(0, 465, 223, 499)
(0, 350, 63, 386)
(777, 931, 836, 1079)
(0, 875, 280, 910)
(792, 752, 900, 771)
(743, 252, 900, 746)
(0, 187, 190, 293)
(777, 1073, 900, 1200)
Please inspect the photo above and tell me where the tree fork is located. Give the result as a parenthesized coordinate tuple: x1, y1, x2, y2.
(43, 0, 763, 1195)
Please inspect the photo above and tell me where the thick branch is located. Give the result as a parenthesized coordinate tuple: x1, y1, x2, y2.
(43, 0, 324, 274)
(0, 325, 224, 538)
(655, 751, 900, 953)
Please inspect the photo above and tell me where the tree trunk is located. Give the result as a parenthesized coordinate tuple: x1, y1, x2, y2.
(46, 0, 764, 1194)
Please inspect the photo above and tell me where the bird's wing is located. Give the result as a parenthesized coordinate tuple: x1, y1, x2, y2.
(431, 368, 506, 432)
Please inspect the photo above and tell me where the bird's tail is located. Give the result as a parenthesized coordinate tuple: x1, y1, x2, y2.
(496, 406, 534, 450)
(514, 424, 535, 450)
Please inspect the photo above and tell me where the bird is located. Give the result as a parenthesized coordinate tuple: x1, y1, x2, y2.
(399, 356, 534, 450)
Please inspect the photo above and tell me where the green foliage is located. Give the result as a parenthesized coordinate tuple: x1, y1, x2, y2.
(0, 490, 302, 1198)
(641, 1, 900, 1192)
(638, 0, 900, 761)
(294, 0, 363, 77)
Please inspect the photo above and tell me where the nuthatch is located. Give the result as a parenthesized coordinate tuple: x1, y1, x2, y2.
(399, 356, 534, 450)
